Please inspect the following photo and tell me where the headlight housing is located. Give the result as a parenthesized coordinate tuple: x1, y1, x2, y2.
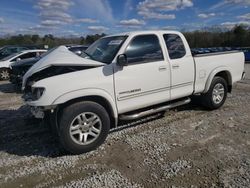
(31, 87, 45, 101)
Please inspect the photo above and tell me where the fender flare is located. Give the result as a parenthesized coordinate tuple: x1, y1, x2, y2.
(204, 66, 232, 93)
(52, 88, 118, 125)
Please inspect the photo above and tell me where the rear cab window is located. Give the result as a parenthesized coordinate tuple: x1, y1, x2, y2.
(163, 34, 186, 59)
(125, 34, 164, 64)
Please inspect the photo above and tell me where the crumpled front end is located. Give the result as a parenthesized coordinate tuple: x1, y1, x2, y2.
(22, 46, 105, 90)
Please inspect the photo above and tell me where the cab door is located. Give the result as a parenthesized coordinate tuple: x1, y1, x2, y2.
(163, 33, 195, 100)
(114, 34, 171, 114)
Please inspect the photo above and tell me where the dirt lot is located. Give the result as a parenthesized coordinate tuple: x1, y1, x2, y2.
(0, 65, 250, 188)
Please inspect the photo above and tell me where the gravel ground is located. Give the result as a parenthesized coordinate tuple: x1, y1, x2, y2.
(244, 63, 250, 79)
(0, 65, 250, 188)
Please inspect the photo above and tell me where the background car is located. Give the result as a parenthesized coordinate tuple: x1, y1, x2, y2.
(0, 49, 47, 80)
(0, 45, 46, 60)
(0, 46, 29, 60)
(245, 50, 250, 63)
(9, 45, 87, 86)
(10, 58, 39, 86)
(67, 45, 89, 55)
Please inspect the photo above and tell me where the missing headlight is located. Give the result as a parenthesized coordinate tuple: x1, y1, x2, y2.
(31, 87, 45, 101)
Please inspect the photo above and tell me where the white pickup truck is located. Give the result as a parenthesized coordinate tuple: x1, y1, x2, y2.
(22, 31, 245, 154)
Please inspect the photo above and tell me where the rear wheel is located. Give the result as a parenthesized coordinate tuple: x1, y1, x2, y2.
(201, 77, 228, 110)
(59, 101, 110, 154)
(0, 69, 10, 80)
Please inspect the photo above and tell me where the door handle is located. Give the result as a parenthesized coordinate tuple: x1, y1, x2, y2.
(172, 64, 180, 69)
(159, 66, 167, 71)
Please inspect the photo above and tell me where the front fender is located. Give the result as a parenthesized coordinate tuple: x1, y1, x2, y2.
(204, 66, 232, 93)
(52, 88, 118, 120)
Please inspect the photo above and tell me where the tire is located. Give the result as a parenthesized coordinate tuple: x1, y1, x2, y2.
(0, 68, 10, 80)
(59, 101, 110, 154)
(201, 76, 228, 110)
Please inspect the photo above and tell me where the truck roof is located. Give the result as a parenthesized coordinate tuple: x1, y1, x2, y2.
(107, 30, 181, 37)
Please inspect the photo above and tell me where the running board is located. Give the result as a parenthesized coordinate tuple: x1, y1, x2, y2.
(119, 98, 191, 121)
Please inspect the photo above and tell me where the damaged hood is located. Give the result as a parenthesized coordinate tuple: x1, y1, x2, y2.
(23, 46, 105, 86)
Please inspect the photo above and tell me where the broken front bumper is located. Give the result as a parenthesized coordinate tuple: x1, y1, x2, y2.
(30, 105, 57, 119)
(30, 106, 45, 119)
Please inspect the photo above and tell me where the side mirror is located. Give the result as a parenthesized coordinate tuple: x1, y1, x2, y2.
(117, 54, 128, 66)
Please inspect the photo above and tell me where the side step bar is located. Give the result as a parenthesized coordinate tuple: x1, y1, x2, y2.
(119, 98, 191, 121)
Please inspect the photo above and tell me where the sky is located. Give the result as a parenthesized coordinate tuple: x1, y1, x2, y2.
(0, 0, 249, 37)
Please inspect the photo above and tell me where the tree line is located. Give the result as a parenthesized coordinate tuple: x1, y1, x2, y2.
(0, 25, 249, 49)
(0, 33, 106, 48)
(184, 25, 250, 48)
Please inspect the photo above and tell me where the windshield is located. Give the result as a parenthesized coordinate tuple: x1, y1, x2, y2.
(81, 36, 127, 64)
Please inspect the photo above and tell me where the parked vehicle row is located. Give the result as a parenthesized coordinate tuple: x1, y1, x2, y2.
(0, 49, 47, 80)
(191, 47, 250, 62)
(8, 45, 88, 86)
(0, 45, 88, 81)
(242, 48, 250, 62)
(0, 45, 43, 60)
(21, 30, 245, 154)
(67, 45, 89, 55)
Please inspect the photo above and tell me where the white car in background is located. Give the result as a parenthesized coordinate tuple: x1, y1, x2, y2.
(0, 49, 47, 80)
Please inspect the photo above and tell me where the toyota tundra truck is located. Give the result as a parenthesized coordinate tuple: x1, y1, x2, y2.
(22, 31, 245, 154)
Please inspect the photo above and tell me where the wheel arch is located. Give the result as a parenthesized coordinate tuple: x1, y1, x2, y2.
(204, 67, 232, 93)
(53, 89, 118, 128)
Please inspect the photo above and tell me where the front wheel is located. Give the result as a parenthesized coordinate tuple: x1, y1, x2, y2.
(0, 68, 10, 80)
(59, 101, 110, 154)
(201, 77, 228, 110)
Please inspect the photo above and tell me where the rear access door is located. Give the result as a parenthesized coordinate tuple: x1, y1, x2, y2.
(163, 33, 195, 100)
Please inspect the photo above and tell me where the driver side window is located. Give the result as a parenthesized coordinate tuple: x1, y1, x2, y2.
(125, 34, 164, 64)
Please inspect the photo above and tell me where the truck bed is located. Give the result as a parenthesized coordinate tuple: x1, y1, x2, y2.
(193, 51, 245, 94)
(192, 50, 241, 57)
